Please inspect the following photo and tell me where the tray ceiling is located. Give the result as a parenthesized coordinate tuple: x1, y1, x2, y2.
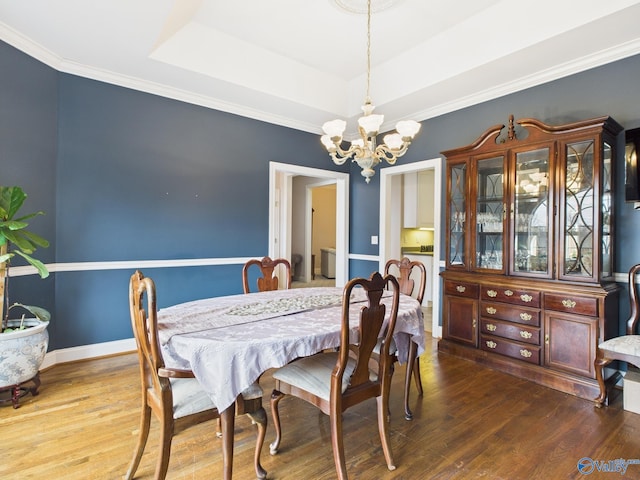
(2, 0, 640, 134)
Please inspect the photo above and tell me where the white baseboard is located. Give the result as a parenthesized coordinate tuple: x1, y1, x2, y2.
(41, 338, 136, 370)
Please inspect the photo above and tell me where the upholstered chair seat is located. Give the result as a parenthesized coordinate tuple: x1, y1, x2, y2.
(598, 336, 640, 358)
(170, 379, 263, 419)
(273, 353, 357, 400)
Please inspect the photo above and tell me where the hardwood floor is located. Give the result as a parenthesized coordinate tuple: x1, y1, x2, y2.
(1, 339, 639, 479)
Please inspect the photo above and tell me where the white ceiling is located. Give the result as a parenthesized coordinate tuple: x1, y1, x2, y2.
(2, 0, 640, 136)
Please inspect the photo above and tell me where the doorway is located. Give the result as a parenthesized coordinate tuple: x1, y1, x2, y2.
(269, 162, 350, 287)
(379, 158, 442, 337)
(310, 183, 337, 283)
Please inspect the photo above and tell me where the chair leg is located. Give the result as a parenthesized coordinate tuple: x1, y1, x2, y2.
(246, 407, 268, 479)
(154, 415, 174, 480)
(269, 390, 285, 455)
(124, 403, 152, 480)
(594, 355, 613, 407)
(403, 341, 419, 420)
(330, 410, 348, 480)
(376, 395, 396, 472)
(413, 357, 423, 396)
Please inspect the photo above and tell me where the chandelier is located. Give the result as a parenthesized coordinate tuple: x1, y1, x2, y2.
(320, 0, 421, 183)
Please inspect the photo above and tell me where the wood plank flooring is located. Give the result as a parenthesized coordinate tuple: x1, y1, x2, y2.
(1, 339, 639, 479)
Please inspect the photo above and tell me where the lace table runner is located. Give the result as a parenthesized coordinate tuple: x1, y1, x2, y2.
(158, 287, 344, 344)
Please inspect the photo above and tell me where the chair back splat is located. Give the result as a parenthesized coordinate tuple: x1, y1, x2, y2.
(626, 264, 640, 335)
(384, 257, 426, 303)
(242, 256, 292, 293)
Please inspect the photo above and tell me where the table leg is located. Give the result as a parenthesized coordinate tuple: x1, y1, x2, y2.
(220, 405, 235, 480)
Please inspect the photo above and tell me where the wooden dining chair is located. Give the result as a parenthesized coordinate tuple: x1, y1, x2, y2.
(242, 256, 292, 293)
(595, 263, 640, 407)
(126, 270, 267, 480)
(382, 257, 426, 420)
(269, 271, 400, 480)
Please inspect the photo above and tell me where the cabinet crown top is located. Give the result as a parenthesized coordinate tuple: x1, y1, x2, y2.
(441, 114, 622, 158)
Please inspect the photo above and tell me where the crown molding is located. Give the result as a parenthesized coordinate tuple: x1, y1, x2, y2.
(404, 38, 640, 131)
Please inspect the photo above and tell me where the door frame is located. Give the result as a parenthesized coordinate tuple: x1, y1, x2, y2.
(379, 158, 443, 337)
(269, 162, 350, 287)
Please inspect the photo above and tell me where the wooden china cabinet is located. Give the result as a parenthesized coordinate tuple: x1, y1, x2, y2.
(438, 114, 623, 400)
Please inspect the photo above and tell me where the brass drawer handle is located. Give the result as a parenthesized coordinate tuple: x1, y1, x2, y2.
(520, 331, 533, 339)
(545, 334, 549, 345)
(504, 290, 513, 296)
(487, 290, 497, 297)
(562, 299, 577, 308)
(486, 323, 497, 332)
(456, 285, 466, 293)
(520, 312, 532, 321)
(520, 349, 532, 358)
(486, 340, 497, 349)
(520, 294, 533, 303)
(486, 307, 497, 315)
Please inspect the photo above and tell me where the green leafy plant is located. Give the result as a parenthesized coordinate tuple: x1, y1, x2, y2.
(0, 186, 51, 332)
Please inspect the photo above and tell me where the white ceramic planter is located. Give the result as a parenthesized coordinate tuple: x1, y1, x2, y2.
(0, 319, 49, 389)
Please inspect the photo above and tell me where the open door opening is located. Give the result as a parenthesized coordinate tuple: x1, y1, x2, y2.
(269, 162, 349, 287)
(380, 158, 443, 338)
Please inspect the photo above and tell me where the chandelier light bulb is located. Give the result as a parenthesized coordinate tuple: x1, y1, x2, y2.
(320, 135, 337, 151)
(383, 133, 403, 150)
(322, 119, 347, 139)
(396, 120, 421, 139)
(358, 114, 384, 137)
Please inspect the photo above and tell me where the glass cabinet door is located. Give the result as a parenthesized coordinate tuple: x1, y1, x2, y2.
(561, 139, 596, 281)
(448, 163, 467, 267)
(601, 142, 613, 279)
(511, 147, 552, 276)
(474, 156, 504, 271)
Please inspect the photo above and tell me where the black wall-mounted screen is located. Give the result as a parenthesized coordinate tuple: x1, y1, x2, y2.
(625, 127, 640, 202)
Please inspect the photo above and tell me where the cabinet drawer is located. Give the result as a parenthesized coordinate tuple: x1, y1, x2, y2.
(544, 293, 598, 317)
(480, 302, 540, 326)
(444, 280, 479, 299)
(480, 319, 540, 345)
(480, 334, 541, 365)
(481, 286, 540, 307)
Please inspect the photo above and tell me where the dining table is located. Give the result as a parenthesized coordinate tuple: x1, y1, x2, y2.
(157, 285, 425, 477)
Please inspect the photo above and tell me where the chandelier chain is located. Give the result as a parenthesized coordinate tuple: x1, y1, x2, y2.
(365, 0, 371, 104)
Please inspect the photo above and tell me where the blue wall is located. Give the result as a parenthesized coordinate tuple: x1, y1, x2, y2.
(1, 40, 57, 336)
(4, 38, 640, 350)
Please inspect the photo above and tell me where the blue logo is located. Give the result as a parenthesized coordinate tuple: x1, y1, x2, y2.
(577, 457, 640, 475)
(578, 457, 595, 475)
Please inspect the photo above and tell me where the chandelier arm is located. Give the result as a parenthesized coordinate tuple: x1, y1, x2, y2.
(375, 143, 411, 165)
(330, 143, 363, 165)
(330, 151, 350, 165)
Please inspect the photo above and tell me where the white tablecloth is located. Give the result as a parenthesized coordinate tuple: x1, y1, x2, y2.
(158, 286, 424, 412)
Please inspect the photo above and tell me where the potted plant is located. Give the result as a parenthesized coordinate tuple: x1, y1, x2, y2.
(0, 186, 50, 408)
